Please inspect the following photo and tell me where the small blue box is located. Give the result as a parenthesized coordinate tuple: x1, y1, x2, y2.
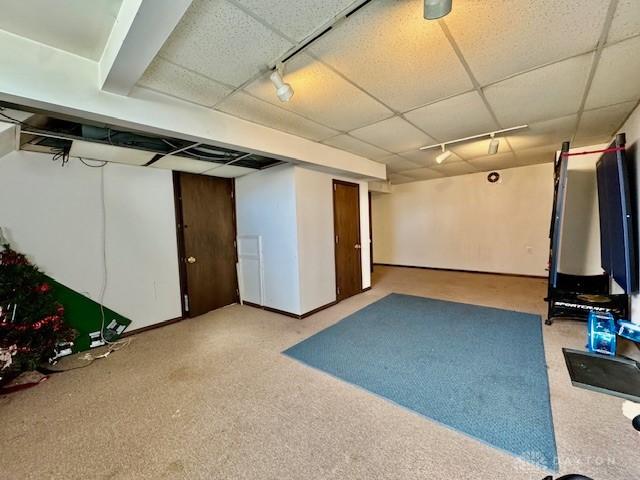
(617, 319, 640, 343)
(587, 311, 617, 356)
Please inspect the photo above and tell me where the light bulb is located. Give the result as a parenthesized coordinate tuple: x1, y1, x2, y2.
(270, 70, 294, 102)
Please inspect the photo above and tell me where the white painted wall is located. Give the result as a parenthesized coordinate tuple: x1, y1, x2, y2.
(235, 164, 302, 314)
(1, 148, 372, 327)
(295, 167, 336, 314)
(235, 164, 371, 316)
(0, 122, 16, 158)
(295, 167, 371, 314)
(557, 145, 606, 276)
(0, 150, 182, 330)
(372, 163, 554, 276)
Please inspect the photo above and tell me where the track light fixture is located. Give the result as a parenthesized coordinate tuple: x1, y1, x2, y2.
(419, 125, 528, 156)
(488, 134, 500, 155)
(270, 65, 294, 102)
(435, 144, 452, 164)
(424, 0, 453, 20)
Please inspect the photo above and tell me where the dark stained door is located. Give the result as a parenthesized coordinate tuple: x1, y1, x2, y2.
(177, 173, 238, 317)
(333, 180, 362, 301)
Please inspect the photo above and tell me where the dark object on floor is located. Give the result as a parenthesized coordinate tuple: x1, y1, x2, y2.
(0, 370, 48, 394)
(285, 293, 557, 470)
(563, 348, 640, 402)
(633, 415, 640, 432)
(542, 475, 594, 480)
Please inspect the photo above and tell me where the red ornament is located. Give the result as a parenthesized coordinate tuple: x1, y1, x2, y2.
(37, 283, 51, 293)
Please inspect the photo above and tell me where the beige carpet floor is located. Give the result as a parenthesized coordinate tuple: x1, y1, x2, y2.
(1, 266, 638, 479)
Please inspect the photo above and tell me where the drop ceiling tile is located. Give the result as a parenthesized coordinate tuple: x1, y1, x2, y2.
(430, 161, 479, 177)
(69, 141, 154, 166)
(350, 117, 435, 153)
(244, 53, 393, 131)
(235, 0, 357, 42)
(377, 154, 403, 165)
(377, 154, 406, 166)
(322, 134, 390, 160)
(309, 0, 473, 111)
(467, 152, 518, 172)
(404, 91, 497, 141)
(608, 0, 640, 44)
(484, 53, 593, 126)
(506, 115, 578, 150)
(513, 145, 558, 166)
(150, 155, 214, 173)
(216, 91, 338, 141)
(575, 102, 636, 145)
(138, 58, 232, 107)
(382, 155, 422, 173)
(449, 137, 510, 160)
(203, 164, 256, 178)
(444, 0, 606, 85)
(159, 0, 292, 87)
(399, 148, 463, 167)
(388, 173, 415, 185)
(402, 167, 445, 181)
(585, 36, 640, 110)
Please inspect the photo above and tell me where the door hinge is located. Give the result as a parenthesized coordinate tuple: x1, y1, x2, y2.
(183, 294, 190, 312)
(335, 235, 339, 244)
(337, 287, 340, 295)
(333, 184, 336, 191)
(233, 239, 237, 248)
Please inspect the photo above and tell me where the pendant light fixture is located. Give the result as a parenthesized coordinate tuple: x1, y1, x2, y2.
(488, 133, 500, 155)
(424, 0, 453, 20)
(270, 64, 294, 102)
(436, 144, 452, 164)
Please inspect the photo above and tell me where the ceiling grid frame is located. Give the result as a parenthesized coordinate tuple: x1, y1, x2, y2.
(210, 0, 453, 154)
(436, 19, 518, 163)
(572, 0, 619, 143)
(209, 0, 372, 109)
(129, 0, 640, 182)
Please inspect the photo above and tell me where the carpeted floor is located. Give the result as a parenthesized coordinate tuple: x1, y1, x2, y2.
(0, 266, 638, 480)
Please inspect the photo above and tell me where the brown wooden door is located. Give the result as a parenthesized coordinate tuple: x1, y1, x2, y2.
(176, 173, 238, 317)
(333, 180, 362, 301)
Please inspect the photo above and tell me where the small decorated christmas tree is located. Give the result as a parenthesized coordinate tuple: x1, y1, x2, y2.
(0, 244, 75, 386)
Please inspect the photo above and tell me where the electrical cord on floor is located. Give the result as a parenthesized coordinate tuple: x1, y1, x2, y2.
(41, 347, 116, 374)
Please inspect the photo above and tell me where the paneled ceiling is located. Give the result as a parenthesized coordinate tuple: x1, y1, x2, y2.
(137, 0, 640, 184)
(2, 0, 639, 184)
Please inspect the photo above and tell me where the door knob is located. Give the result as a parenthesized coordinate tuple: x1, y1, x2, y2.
(354, 244, 361, 249)
(186, 256, 197, 264)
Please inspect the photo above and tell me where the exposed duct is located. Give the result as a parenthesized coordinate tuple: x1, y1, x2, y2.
(0, 103, 283, 176)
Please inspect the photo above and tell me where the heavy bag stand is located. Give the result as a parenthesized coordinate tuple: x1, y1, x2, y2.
(544, 137, 629, 325)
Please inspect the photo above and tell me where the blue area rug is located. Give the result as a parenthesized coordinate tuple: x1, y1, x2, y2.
(284, 293, 557, 471)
